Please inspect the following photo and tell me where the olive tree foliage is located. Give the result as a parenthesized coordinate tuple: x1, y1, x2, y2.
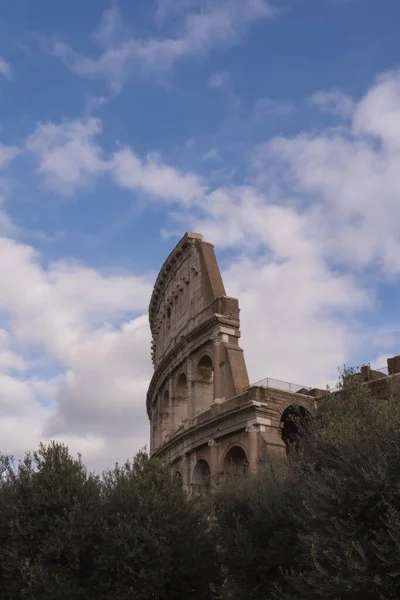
(0, 442, 101, 600)
(94, 450, 220, 600)
(280, 369, 400, 600)
(213, 458, 302, 600)
(215, 369, 400, 600)
(0, 443, 219, 600)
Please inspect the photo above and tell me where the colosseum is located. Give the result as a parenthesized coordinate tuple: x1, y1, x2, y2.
(146, 232, 400, 494)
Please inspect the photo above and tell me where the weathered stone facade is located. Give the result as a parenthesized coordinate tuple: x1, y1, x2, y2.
(146, 232, 320, 493)
(146, 232, 400, 493)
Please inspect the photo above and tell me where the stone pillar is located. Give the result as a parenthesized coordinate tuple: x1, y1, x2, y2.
(246, 424, 259, 472)
(212, 334, 222, 403)
(168, 377, 174, 441)
(154, 397, 160, 449)
(187, 356, 195, 421)
(181, 453, 191, 495)
(208, 439, 220, 488)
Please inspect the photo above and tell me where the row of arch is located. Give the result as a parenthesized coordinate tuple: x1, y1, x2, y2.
(174, 403, 312, 494)
(176, 445, 249, 495)
(151, 354, 215, 449)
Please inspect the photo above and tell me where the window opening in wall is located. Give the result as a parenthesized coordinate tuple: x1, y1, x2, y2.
(198, 354, 214, 382)
(223, 446, 248, 475)
(194, 355, 214, 415)
(280, 405, 311, 454)
(191, 459, 211, 496)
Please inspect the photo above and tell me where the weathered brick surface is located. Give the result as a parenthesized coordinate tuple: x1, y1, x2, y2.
(147, 232, 250, 472)
(388, 355, 400, 376)
(146, 232, 400, 493)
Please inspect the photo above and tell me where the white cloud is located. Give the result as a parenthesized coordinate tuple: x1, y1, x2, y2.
(0, 57, 11, 79)
(26, 118, 105, 194)
(258, 71, 400, 274)
(0, 144, 20, 168)
(5, 68, 400, 472)
(111, 148, 205, 203)
(0, 132, 153, 471)
(252, 97, 295, 119)
(208, 71, 229, 89)
(50, 1, 276, 90)
(84, 94, 109, 114)
(184, 71, 400, 383)
(224, 256, 366, 387)
(353, 70, 400, 149)
(93, 3, 125, 47)
(202, 148, 220, 161)
(310, 89, 354, 118)
(0, 233, 153, 471)
(26, 118, 205, 201)
(190, 186, 370, 385)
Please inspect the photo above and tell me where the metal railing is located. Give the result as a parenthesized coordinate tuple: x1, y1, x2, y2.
(250, 365, 391, 396)
(371, 365, 389, 376)
(249, 376, 313, 395)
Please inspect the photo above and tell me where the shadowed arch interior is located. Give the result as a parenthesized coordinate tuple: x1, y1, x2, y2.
(191, 459, 211, 495)
(280, 404, 311, 451)
(223, 446, 248, 475)
(194, 354, 214, 415)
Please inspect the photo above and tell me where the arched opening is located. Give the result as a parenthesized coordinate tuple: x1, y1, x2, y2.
(194, 354, 214, 416)
(161, 389, 170, 444)
(223, 446, 248, 475)
(174, 373, 188, 430)
(191, 459, 211, 496)
(281, 405, 311, 453)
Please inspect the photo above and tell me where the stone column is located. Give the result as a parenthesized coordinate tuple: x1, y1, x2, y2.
(208, 439, 220, 488)
(168, 377, 174, 440)
(246, 424, 259, 472)
(181, 453, 191, 495)
(186, 356, 195, 421)
(154, 398, 161, 449)
(212, 332, 222, 403)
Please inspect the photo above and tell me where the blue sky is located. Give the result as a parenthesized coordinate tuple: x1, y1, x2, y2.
(0, 0, 400, 471)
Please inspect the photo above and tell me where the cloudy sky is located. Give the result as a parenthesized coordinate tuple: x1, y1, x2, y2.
(0, 0, 399, 472)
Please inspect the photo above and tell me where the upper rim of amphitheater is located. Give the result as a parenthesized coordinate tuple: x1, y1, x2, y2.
(148, 231, 203, 330)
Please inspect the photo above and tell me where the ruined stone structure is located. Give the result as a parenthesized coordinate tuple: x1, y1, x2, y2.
(147, 232, 400, 493)
(146, 232, 322, 493)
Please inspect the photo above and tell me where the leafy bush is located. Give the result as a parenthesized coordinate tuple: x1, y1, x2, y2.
(0, 444, 219, 600)
(215, 371, 400, 600)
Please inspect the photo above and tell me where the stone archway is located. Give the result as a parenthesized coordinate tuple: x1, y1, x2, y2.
(194, 354, 214, 415)
(222, 445, 248, 475)
(174, 373, 188, 430)
(161, 389, 170, 444)
(191, 459, 211, 495)
(280, 404, 311, 452)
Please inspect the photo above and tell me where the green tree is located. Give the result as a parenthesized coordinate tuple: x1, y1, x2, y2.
(94, 450, 220, 600)
(280, 370, 400, 600)
(213, 457, 303, 600)
(214, 370, 400, 600)
(0, 443, 219, 600)
(0, 441, 101, 600)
